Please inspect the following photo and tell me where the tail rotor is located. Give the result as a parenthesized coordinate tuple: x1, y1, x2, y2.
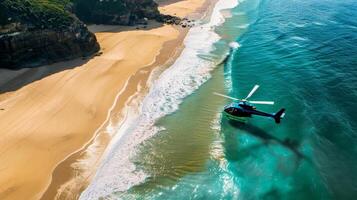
(273, 109, 286, 124)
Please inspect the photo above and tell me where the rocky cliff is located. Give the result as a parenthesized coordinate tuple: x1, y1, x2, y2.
(0, 0, 99, 69)
(73, 0, 161, 25)
(0, 0, 169, 69)
(0, 23, 99, 68)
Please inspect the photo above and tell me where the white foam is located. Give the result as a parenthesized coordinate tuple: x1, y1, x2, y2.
(80, 0, 239, 199)
(237, 23, 250, 29)
(229, 41, 241, 49)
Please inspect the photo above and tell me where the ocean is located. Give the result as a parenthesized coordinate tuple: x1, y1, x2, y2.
(81, 0, 357, 199)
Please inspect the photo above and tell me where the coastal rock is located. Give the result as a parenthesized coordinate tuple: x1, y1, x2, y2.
(0, 0, 99, 69)
(0, 0, 186, 69)
(0, 23, 99, 69)
(73, 0, 182, 26)
(73, 0, 161, 25)
(156, 14, 181, 25)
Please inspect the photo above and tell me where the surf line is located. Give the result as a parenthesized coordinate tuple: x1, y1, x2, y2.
(40, 76, 131, 197)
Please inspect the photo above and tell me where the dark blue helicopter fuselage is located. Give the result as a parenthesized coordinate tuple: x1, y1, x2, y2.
(223, 102, 285, 123)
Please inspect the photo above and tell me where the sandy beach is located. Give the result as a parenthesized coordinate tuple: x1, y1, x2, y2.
(0, 0, 210, 200)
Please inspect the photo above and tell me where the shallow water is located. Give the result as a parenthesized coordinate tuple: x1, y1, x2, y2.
(82, 0, 357, 199)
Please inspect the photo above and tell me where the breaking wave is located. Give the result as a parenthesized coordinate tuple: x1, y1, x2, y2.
(80, 0, 239, 199)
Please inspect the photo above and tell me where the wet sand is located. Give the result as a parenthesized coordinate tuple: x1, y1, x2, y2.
(40, 26, 189, 200)
(0, 1, 210, 199)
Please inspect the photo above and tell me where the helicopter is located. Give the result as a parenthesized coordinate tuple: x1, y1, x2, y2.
(214, 85, 286, 124)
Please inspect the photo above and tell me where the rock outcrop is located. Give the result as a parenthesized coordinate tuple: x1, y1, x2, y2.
(73, 0, 162, 25)
(0, 0, 178, 69)
(0, 0, 99, 69)
(0, 23, 99, 69)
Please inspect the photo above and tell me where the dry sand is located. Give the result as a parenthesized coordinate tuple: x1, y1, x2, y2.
(0, 0, 209, 199)
(159, 0, 207, 17)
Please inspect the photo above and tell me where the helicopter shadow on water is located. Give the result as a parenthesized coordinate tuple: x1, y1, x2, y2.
(220, 118, 312, 167)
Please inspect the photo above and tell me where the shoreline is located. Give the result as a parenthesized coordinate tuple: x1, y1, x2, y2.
(40, 25, 189, 200)
(41, 0, 214, 199)
(0, 20, 181, 200)
(79, 0, 234, 198)
(0, 1, 213, 200)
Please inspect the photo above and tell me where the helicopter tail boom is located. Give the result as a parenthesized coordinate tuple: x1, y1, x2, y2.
(273, 109, 286, 124)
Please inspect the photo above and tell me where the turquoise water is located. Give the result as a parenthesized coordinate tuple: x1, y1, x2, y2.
(226, 0, 357, 199)
(94, 0, 357, 199)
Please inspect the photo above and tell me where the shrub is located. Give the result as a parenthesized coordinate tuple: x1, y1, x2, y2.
(1, 0, 74, 30)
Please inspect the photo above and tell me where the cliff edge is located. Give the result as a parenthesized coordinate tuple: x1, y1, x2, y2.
(0, 0, 99, 69)
(74, 0, 162, 25)
(0, 0, 166, 69)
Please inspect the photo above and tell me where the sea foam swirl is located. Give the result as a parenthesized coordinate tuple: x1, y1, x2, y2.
(80, 0, 239, 199)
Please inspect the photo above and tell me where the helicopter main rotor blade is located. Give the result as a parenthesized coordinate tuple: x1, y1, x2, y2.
(249, 101, 275, 105)
(213, 92, 241, 101)
(246, 85, 260, 100)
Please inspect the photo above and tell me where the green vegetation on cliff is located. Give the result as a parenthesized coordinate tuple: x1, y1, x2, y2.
(1, 0, 163, 30)
(0, 0, 100, 69)
(0, 4, 8, 25)
(0, 0, 74, 30)
(75, 0, 126, 19)
(73, 0, 161, 25)
(0, 0, 164, 68)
